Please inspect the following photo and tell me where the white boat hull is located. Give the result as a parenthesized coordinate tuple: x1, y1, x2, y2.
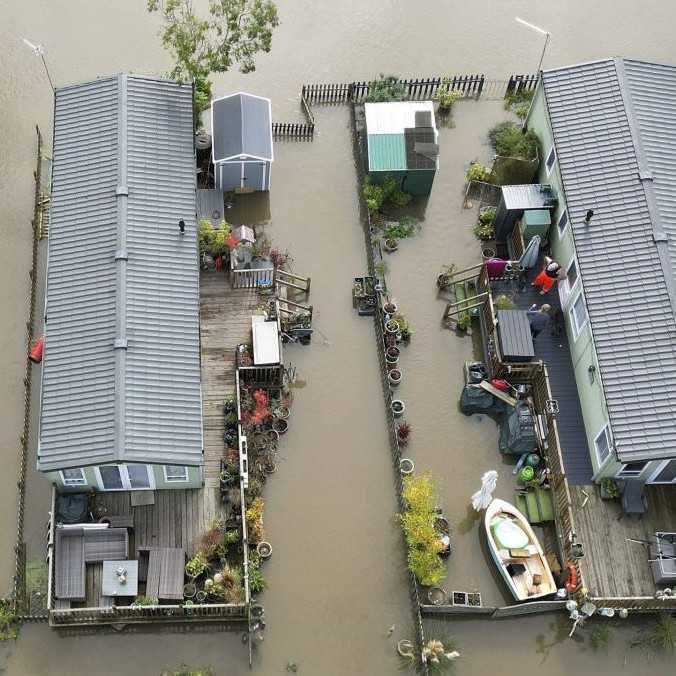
(484, 498, 557, 601)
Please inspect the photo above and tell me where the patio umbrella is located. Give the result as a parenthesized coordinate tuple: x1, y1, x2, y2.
(471, 470, 498, 511)
(518, 234, 541, 270)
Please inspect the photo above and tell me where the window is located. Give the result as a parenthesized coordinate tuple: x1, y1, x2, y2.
(617, 462, 648, 478)
(594, 425, 612, 465)
(557, 209, 569, 235)
(545, 146, 557, 175)
(95, 464, 154, 491)
(566, 259, 578, 289)
(164, 465, 189, 483)
(570, 291, 588, 338)
(61, 468, 86, 486)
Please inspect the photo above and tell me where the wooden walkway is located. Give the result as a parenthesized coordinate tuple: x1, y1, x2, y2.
(571, 484, 676, 598)
(200, 271, 259, 486)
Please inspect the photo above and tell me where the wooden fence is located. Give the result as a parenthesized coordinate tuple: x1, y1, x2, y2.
(272, 121, 314, 140)
(50, 602, 249, 627)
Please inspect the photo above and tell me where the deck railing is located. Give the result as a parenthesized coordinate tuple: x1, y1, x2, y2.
(230, 266, 274, 289)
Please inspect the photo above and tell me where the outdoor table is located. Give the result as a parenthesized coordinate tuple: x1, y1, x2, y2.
(147, 547, 185, 601)
(497, 309, 535, 362)
(252, 315, 280, 365)
(102, 560, 138, 598)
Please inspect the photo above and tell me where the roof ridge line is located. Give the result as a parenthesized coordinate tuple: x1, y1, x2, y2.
(113, 73, 129, 463)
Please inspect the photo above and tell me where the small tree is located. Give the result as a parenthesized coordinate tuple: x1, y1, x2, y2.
(147, 0, 279, 124)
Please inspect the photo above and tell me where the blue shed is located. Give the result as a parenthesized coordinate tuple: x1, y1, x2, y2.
(211, 92, 274, 192)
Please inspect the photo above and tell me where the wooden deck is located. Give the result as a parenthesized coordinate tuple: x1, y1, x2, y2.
(571, 484, 676, 598)
(73, 272, 260, 608)
(200, 271, 260, 487)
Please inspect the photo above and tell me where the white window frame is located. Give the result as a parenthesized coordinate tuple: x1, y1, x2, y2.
(545, 145, 557, 176)
(559, 256, 580, 308)
(648, 459, 676, 485)
(556, 208, 569, 237)
(163, 465, 189, 483)
(60, 468, 86, 487)
(569, 290, 588, 340)
(594, 425, 612, 467)
(94, 464, 155, 491)
(616, 461, 648, 478)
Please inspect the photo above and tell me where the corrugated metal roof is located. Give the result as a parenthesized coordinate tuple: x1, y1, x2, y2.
(211, 92, 273, 162)
(364, 101, 436, 134)
(367, 133, 406, 171)
(38, 74, 203, 472)
(542, 58, 676, 463)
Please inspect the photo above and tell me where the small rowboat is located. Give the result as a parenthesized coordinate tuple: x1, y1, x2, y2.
(485, 498, 556, 601)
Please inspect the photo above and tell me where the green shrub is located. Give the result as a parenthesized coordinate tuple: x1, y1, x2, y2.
(436, 83, 462, 110)
(494, 294, 516, 310)
(488, 121, 539, 160)
(472, 222, 494, 240)
(385, 217, 418, 241)
(479, 207, 496, 225)
(362, 176, 412, 214)
(466, 163, 492, 183)
(198, 219, 231, 257)
(0, 602, 18, 641)
(400, 474, 446, 586)
(366, 74, 407, 102)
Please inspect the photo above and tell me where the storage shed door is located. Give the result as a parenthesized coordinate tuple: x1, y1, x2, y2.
(242, 162, 265, 191)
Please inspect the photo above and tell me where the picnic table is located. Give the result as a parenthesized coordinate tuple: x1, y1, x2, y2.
(146, 547, 185, 601)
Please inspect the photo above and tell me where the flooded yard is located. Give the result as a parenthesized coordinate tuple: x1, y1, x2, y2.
(2, 1, 676, 674)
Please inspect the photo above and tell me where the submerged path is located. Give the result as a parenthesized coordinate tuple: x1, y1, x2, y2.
(234, 107, 413, 674)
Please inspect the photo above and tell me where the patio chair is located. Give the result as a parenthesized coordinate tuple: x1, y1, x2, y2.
(621, 478, 647, 516)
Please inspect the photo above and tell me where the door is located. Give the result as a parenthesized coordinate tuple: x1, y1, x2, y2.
(649, 459, 676, 484)
(242, 162, 265, 192)
(216, 162, 242, 192)
(95, 464, 154, 491)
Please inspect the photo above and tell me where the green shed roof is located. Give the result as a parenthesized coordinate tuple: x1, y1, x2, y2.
(367, 133, 406, 172)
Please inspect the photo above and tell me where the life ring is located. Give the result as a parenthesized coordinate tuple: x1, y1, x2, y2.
(564, 563, 578, 592)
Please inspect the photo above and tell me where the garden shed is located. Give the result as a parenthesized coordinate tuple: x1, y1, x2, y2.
(364, 101, 438, 196)
(211, 92, 273, 192)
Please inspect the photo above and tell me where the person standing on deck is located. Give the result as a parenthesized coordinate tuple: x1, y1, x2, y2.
(531, 256, 563, 295)
(527, 303, 552, 339)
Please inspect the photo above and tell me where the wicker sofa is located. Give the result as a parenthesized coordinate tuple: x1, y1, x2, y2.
(55, 526, 129, 601)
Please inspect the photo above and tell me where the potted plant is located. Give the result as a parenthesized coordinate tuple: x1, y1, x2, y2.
(195, 590, 207, 603)
(391, 399, 405, 418)
(383, 300, 398, 315)
(386, 346, 400, 365)
(399, 458, 415, 475)
(185, 551, 210, 579)
(397, 421, 411, 445)
(383, 238, 399, 253)
(273, 405, 290, 420)
(385, 319, 400, 335)
(600, 478, 620, 500)
(472, 221, 495, 241)
(388, 368, 402, 387)
(183, 582, 197, 599)
(392, 312, 412, 343)
(272, 418, 288, 435)
(257, 541, 272, 560)
(456, 314, 471, 332)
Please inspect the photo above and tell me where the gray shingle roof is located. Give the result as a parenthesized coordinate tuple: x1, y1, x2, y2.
(39, 74, 203, 472)
(211, 92, 273, 162)
(542, 58, 676, 463)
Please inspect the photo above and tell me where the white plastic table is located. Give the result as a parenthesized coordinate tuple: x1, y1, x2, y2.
(102, 560, 138, 597)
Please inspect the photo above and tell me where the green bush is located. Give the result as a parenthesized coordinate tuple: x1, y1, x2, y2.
(472, 222, 494, 240)
(198, 219, 231, 257)
(384, 217, 418, 241)
(466, 163, 492, 183)
(436, 83, 462, 110)
(366, 74, 407, 102)
(0, 602, 17, 641)
(479, 207, 496, 225)
(488, 121, 539, 160)
(400, 474, 445, 586)
(362, 176, 412, 214)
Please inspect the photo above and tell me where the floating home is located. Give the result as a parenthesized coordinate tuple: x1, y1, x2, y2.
(445, 59, 676, 611)
(363, 101, 439, 196)
(39, 74, 286, 627)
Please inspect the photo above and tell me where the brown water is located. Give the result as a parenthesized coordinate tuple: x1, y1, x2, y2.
(2, 1, 676, 674)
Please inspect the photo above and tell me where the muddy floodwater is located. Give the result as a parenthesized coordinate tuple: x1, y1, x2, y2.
(2, 1, 676, 674)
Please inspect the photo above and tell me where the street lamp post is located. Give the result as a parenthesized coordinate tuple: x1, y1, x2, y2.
(22, 38, 55, 92)
(515, 17, 551, 73)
